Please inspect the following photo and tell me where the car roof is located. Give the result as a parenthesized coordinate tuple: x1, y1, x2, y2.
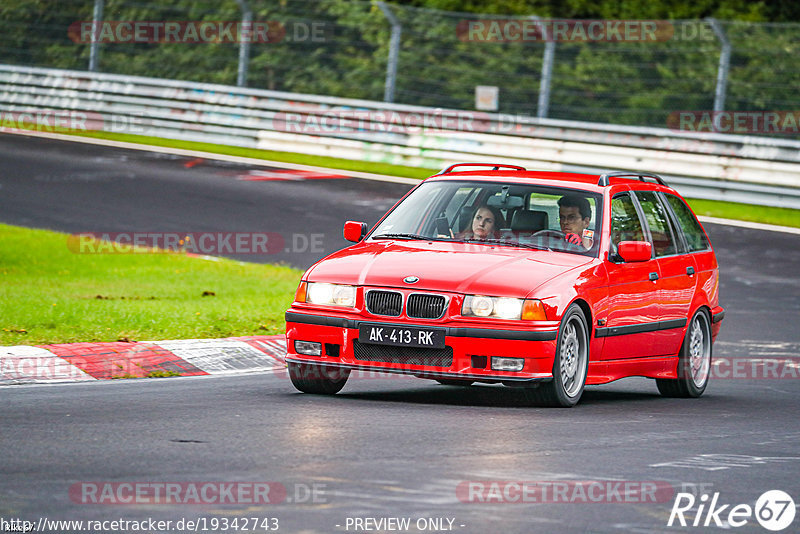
(426, 168, 679, 196)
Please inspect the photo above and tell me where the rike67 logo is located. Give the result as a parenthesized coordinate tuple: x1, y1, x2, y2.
(668, 490, 795, 531)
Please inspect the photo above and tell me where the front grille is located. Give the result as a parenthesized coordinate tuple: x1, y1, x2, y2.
(365, 290, 403, 316)
(407, 293, 447, 319)
(353, 340, 453, 367)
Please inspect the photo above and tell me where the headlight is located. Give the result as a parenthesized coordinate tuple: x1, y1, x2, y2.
(469, 295, 494, 317)
(306, 282, 356, 307)
(462, 296, 546, 320)
(494, 297, 523, 319)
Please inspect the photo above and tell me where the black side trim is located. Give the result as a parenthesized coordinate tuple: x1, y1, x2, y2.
(285, 312, 559, 342)
(285, 311, 355, 329)
(595, 318, 687, 338)
(660, 318, 688, 330)
(285, 357, 550, 382)
(447, 327, 557, 341)
(712, 310, 725, 324)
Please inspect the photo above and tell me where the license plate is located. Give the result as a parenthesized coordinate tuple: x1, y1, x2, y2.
(358, 323, 445, 349)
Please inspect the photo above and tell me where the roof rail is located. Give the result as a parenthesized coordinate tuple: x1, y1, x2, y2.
(439, 163, 527, 174)
(597, 171, 667, 187)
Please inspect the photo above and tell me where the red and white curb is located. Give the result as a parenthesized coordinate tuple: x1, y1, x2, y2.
(0, 335, 287, 385)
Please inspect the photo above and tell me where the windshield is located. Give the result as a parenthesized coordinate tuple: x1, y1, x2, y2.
(369, 180, 603, 256)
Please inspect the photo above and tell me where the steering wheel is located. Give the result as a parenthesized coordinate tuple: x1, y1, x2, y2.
(531, 229, 585, 250)
(532, 229, 565, 239)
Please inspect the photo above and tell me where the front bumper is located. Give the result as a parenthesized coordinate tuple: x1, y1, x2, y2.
(285, 310, 559, 383)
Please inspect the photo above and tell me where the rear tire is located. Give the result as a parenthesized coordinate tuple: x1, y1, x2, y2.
(656, 309, 711, 398)
(524, 304, 589, 407)
(288, 362, 350, 394)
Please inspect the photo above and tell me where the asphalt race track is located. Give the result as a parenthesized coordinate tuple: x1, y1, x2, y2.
(0, 134, 413, 268)
(2, 134, 800, 533)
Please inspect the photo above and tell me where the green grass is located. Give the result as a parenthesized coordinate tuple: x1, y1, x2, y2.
(0, 223, 302, 346)
(66, 130, 799, 228)
(685, 198, 799, 227)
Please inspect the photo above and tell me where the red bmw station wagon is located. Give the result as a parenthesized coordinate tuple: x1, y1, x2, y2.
(284, 164, 724, 406)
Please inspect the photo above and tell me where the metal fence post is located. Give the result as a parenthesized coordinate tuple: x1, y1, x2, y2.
(533, 17, 555, 119)
(88, 0, 104, 72)
(377, 1, 401, 103)
(236, 0, 253, 87)
(538, 41, 556, 119)
(708, 18, 731, 115)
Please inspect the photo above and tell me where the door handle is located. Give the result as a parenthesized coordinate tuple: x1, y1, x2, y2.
(686, 266, 695, 276)
(649, 272, 659, 281)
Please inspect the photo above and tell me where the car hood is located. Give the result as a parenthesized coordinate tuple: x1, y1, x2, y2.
(305, 240, 593, 297)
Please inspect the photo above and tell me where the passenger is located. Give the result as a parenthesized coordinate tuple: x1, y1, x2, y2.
(457, 204, 505, 241)
(558, 194, 594, 249)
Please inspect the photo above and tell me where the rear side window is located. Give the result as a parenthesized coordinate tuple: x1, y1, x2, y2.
(610, 193, 645, 250)
(635, 191, 678, 257)
(665, 194, 710, 252)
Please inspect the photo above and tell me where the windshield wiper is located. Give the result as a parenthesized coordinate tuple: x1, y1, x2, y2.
(371, 233, 432, 240)
(458, 238, 552, 251)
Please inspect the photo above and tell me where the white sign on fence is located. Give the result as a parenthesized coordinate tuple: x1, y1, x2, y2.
(475, 85, 499, 111)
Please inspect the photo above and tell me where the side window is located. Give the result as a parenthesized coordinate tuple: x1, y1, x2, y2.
(636, 191, 677, 257)
(610, 193, 645, 253)
(665, 194, 710, 252)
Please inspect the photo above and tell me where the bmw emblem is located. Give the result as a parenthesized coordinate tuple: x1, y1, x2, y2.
(403, 276, 419, 284)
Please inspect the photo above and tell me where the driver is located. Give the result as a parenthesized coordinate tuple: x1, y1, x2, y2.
(558, 195, 593, 249)
(457, 204, 505, 240)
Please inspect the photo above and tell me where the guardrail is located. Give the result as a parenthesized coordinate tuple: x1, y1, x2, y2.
(1, 64, 799, 209)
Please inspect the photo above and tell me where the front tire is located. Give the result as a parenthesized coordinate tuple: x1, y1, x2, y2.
(288, 362, 350, 394)
(525, 304, 589, 407)
(656, 309, 711, 398)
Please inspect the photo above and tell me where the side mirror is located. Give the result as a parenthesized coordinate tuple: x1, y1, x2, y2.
(343, 221, 368, 243)
(617, 241, 652, 262)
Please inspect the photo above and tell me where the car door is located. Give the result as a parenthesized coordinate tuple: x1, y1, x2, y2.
(663, 191, 719, 332)
(601, 191, 664, 359)
(633, 190, 697, 357)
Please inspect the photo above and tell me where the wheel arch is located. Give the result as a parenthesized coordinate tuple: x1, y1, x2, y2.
(570, 298, 594, 339)
(691, 302, 712, 323)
